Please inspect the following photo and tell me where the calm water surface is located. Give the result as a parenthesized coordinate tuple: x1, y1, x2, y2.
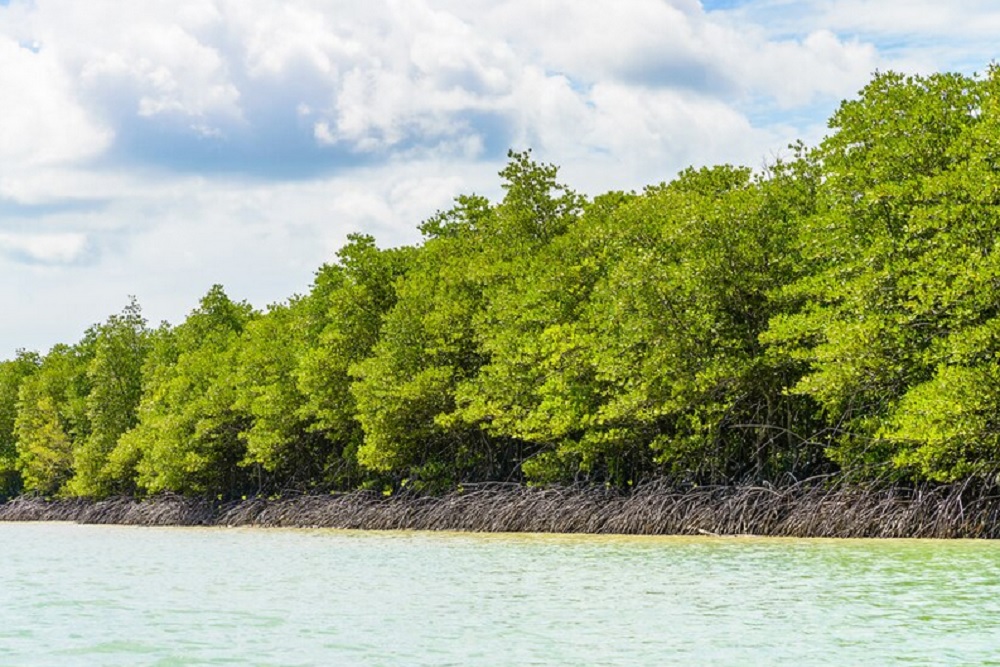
(1, 523, 999, 666)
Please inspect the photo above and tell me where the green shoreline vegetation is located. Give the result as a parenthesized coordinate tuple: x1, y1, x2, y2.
(4, 67, 1000, 514)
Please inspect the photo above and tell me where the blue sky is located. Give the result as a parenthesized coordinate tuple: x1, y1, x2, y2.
(0, 0, 997, 358)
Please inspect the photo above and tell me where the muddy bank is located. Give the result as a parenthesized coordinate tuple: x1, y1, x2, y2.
(2, 480, 999, 537)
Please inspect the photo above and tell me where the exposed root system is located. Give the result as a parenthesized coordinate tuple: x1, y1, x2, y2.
(3, 478, 999, 537)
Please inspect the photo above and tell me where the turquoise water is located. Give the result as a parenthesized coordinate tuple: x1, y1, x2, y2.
(1, 523, 1000, 666)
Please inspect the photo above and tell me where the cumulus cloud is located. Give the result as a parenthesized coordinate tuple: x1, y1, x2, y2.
(0, 36, 110, 166)
(712, 1, 1000, 75)
(1, 0, 999, 355)
(0, 0, 885, 178)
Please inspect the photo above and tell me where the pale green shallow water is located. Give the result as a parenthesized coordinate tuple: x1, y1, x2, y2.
(1, 524, 1000, 666)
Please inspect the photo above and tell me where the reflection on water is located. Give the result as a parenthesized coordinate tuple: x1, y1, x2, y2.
(1, 523, 1000, 666)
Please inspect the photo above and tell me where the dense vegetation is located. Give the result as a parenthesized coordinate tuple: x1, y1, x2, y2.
(5, 68, 1000, 500)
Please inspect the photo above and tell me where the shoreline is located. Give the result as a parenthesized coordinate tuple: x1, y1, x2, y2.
(2, 480, 999, 538)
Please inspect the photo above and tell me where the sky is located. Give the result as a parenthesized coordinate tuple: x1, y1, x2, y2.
(1, 0, 998, 358)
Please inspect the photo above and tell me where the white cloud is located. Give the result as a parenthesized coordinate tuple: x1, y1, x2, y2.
(2, 0, 1000, 356)
(2, 0, 241, 155)
(715, 1, 1000, 75)
(450, 0, 879, 104)
(737, 29, 878, 107)
(0, 36, 111, 166)
(75, 14, 242, 125)
(0, 233, 88, 264)
(815, 0, 1000, 37)
(235, 1, 361, 78)
(0, 0, 882, 171)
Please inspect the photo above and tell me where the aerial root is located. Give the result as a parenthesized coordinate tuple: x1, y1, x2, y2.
(2, 478, 1000, 537)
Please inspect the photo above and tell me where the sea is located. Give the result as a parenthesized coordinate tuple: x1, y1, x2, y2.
(1, 522, 998, 665)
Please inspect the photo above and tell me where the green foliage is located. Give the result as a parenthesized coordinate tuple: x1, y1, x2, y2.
(885, 365, 1000, 481)
(352, 151, 584, 488)
(67, 298, 151, 497)
(14, 341, 94, 496)
(453, 190, 639, 483)
(230, 235, 414, 493)
(7, 68, 1000, 496)
(577, 165, 817, 483)
(350, 216, 489, 484)
(0, 350, 40, 497)
(456, 161, 821, 485)
(293, 235, 414, 488)
(114, 286, 256, 496)
(233, 299, 317, 486)
(764, 67, 1000, 479)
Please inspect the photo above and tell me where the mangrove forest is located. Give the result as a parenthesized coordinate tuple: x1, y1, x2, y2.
(5, 67, 1000, 510)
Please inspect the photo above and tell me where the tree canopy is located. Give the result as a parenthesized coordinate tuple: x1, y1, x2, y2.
(6, 67, 1000, 498)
